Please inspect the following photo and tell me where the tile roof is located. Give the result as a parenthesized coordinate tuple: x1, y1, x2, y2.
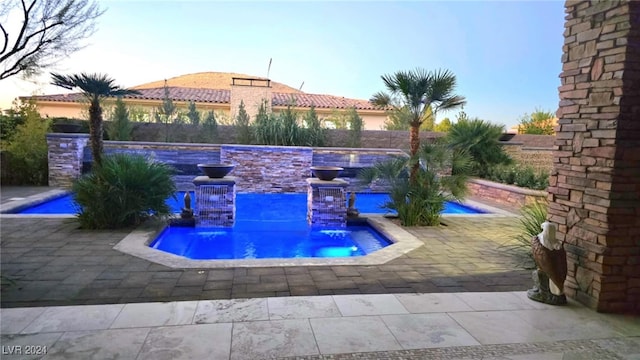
(29, 87, 381, 111)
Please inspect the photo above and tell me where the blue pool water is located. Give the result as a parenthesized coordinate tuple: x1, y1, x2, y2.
(18, 192, 485, 215)
(150, 193, 395, 259)
(151, 225, 391, 259)
(17, 192, 485, 260)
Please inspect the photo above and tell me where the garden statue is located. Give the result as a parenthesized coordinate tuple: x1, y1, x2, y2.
(347, 192, 360, 218)
(181, 192, 194, 219)
(528, 221, 567, 305)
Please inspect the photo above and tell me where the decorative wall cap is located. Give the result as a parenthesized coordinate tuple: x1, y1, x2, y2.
(221, 144, 313, 152)
(469, 178, 547, 197)
(46, 133, 90, 139)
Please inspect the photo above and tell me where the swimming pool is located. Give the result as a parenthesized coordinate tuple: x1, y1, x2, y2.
(151, 224, 392, 260)
(16, 192, 486, 215)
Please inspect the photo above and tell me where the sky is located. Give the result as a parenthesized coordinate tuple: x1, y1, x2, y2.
(0, 0, 566, 129)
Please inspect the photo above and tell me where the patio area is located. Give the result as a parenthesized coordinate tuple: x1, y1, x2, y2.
(1, 188, 638, 359)
(0, 186, 531, 308)
(1, 292, 638, 359)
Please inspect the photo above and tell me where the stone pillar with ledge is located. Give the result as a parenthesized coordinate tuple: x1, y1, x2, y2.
(46, 133, 89, 188)
(193, 176, 236, 227)
(549, 0, 640, 314)
(306, 178, 348, 227)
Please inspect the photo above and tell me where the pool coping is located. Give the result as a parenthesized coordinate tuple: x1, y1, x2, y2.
(113, 216, 425, 268)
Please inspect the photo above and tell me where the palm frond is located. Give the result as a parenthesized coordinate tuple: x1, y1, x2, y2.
(370, 92, 393, 108)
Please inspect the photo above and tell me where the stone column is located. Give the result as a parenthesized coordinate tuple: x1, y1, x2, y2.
(549, 0, 639, 313)
(193, 176, 236, 227)
(46, 133, 90, 188)
(307, 178, 348, 227)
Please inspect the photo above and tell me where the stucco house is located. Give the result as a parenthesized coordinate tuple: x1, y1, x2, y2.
(24, 72, 389, 130)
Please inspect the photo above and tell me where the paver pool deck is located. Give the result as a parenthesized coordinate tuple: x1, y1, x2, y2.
(2, 187, 637, 359)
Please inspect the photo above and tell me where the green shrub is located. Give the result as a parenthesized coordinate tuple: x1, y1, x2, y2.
(303, 105, 326, 147)
(501, 200, 547, 269)
(73, 154, 176, 229)
(186, 101, 201, 126)
(253, 101, 309, 146)
(359, 143, 472, 226)
(1, 103, 51, 185)
(485, 164, 549, 190)
(347, 107, 364, 148)
(202, 110, 219, 143)
(235, 100, 252, 144)
(107, 97, 133, 141)
(446, 117, 512, 177)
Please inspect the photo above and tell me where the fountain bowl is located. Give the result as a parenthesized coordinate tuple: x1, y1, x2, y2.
(311, 166, 344, 181)
(197, 163, 235, 178)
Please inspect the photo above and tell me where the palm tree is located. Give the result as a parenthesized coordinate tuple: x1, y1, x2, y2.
(51, 73, 140, 166)
(359, 142, 473, 226)
(370, 68, 466, 181)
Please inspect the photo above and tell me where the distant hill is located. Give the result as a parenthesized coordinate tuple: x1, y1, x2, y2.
(132, 72, 303, 94)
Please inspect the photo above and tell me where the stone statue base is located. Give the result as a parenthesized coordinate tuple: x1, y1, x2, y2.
(180, 208, 194, 219)
(347, 208, 360, 218)
(527, 269, 567, 305)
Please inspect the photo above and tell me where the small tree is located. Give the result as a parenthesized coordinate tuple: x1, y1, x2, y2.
(347, 107, 363, 148)
(202, 110, 218, 143)
(0, 0, 104, 80)
(303, 105, 326, 146)
(434, 117, 452, 132)
(107, 97, 132, 141)
(155, 80, 177, 142)
(2, 101, 51, 184)
(324, 109, 349, 129)
(518, 108, 555, 135)
(186, 101, 200, 126)
(235, 100, 252, 144)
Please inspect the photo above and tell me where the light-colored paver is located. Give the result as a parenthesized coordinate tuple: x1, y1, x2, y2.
(21, 304, 124, 334)
(333, 294, 408, 316)
(230, 319, 318, 360)
(0, 307, 47, 334)
(267, 296, 341, 320)
(310, 316, 403, 354)
(43, 328, 149, 360)
(394, 293, 474, 313)
(381, 313, 480, 349)
(137, 323, 232, 360)
(512, 308, 631, 340)
(448, 310, 554, 345)
(456, 291, 540, 311)
(110, 301, 198, 329)
(0, 292, 637, 359)
(193, 298, 269, 324)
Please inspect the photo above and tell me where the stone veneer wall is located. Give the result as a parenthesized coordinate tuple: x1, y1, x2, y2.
(466, 179, 546, 208)
(46, 134, 89, 187)
(220, 145, 313, 193)
(550, 0, 639, 313)
(306, 179, 348, 227)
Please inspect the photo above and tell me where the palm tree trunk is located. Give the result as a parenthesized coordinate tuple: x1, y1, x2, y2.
(409, 123, 420, 183)
(89, 98, 104, 166)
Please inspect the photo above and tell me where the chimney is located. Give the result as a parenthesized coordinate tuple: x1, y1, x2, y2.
(230, 77, 272, 121)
